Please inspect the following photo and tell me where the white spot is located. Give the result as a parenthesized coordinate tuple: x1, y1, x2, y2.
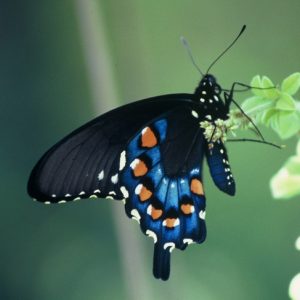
(191, 110, 198, 118)
(163, 242, 175, 252)
(79, 191, 85, 196)
(214, 95, 219, 101)
(89, 195, 97, 199)
(163, 178, 168, 184)
(223, 159, 226, 163)
(130, 158, 140, 169)
(202, 90, 207, 95)
(98, 170, 104, 181)
(142, 127, 149, 135)
(58, 200, 66, 204)
(74, 197, 80, 201)
(163, 218, 180, 227)
(32, 198, 37, 202)
(120, 186, 129, 198)
(171, 182, 176, 188)
(135, 184, 143, 195)
(51, 194, 56, 198)
(131, 209, 141, 223)
(146, 230, 157, 243)
(190, 168, 199, 175)
(180, 179, 185, 184)
(94, 189, 100, 194)
(147, 204, 152, 215)
(220, 149, 224, 154)
(199, 210, 206, 220)
(183, 238, 195, 245)
(111, 173, 118, 184)
(106, 196, 114, 200)
(200, 98, 205, 103)
(208, 81, 212, 86)
(205, 115, 212, 120)
(209, 99, 213, 103)
(228, 182, 232, 185)
(109, 191, 116, 195)
(65, 194, 71, 197)
(230, 174, 233, 178)
(44, 201, 51, 205)
(203, 82, 206, 86)
(227, 176, 230, 180)
(122, 199, 126, 204)
(119, 151, 126, 171)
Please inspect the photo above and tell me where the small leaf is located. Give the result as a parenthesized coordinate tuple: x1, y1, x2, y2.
(271, 111, 300, 139)
(250, 75, 264, 96)
(276, 93, 296, 111)
(281, 72, 300, 95)
(285, 156, 300, 175)
(270, 168, 300, 199)
(260, 108, 277, 126)
(261, 76, 280, 99)
(241, 96, 273, 116)
(296, 139, 300, 156)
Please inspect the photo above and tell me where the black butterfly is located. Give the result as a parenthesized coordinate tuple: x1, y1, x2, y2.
(28, 25, 262, 280)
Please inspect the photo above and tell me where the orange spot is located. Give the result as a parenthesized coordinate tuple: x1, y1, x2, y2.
(139, 186, 152, 202)
(151, 207, 163, 220)
(164, 218, 177, 228)
(190, 178, 204, 195)
(181, 204, 194, 215)
(133, 160, 148, 177)
(141, 127, 157, 148)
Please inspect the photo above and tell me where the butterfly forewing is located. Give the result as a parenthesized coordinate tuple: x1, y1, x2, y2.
(27, 95, 195, 203)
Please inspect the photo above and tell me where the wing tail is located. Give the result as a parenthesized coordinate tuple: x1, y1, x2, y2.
(153, 243, 171, 281)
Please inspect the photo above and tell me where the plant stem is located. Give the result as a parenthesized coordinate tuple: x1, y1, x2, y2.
(74, 1, 152, 299)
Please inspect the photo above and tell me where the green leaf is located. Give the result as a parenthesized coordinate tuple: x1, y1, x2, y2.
(260, 108, 278, 126)
(241, 96, 273, 116)
(261, 76, 280, 99)
(281, 72, 300, 95)
(270, 111, 300, 139)
(270, 168, 300, 199)
(250, 75, 264, 96)
(285, 156, 300, 175)
(296, 139, 300, 156)
(276, 93, 296, 111)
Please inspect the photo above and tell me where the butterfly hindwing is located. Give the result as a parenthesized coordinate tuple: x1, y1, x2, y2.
(27, 94, 194, 203)
(120, 106, 207, 280)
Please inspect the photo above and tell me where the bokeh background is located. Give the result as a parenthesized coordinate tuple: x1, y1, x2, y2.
(2, 0, 300, 299)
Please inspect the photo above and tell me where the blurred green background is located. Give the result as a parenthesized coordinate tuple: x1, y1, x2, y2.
(2, 0, 300, 299)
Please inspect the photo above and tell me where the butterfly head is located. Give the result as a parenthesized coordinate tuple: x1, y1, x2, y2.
(197, 74, 221, 94)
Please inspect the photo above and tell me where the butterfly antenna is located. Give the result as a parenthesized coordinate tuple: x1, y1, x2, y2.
(206, 25, 246, 74)
(227, 138, 283, 149)
(180, 36, 204, 76)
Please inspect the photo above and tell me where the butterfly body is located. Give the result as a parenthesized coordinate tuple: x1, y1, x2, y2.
(28, 73, 236, 280)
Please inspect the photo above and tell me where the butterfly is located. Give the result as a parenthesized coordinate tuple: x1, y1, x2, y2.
(27, 25, 258, 280)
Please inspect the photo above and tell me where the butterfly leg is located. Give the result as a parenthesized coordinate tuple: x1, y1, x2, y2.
(224, 91, 265, 141)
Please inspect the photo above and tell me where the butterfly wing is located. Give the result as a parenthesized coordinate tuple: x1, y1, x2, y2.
(205, 141, 236, 196)
(27, 94, 194, 203)
(120, 106, 207, 280)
